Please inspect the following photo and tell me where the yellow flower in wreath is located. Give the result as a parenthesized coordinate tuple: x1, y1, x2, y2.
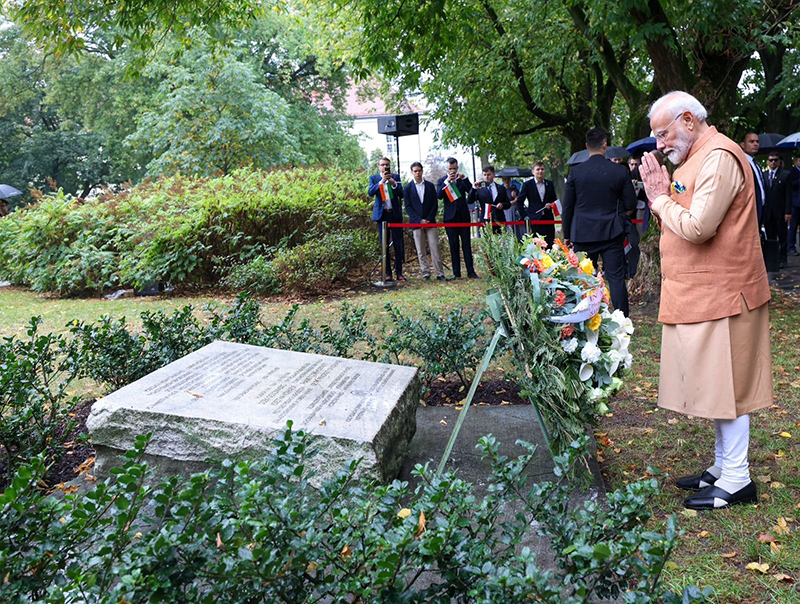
(579, 258, 594, 275)
(586, 313, 602, 332)
(540, 255, 554, 269)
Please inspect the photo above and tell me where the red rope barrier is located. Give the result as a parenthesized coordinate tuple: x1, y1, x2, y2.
(387, 219, 643, 228)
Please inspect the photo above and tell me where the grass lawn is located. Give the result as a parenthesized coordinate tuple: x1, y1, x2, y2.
(1, 278, 798, 601)
(601, 289, 800, 603)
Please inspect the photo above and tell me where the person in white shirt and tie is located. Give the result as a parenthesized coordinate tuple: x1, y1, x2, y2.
(469, 165, 510, 235)
(762, 152, 792, 268)
(403, 162, 446, 281)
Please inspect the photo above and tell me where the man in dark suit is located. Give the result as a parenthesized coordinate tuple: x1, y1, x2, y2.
(368, 157, 404, 281)
(437, 157, 478, 279)
(404, 161, 445, 281)
(468, 165, 510, 235)
(788, 156, 800, 256)
(562, 128, 638, 316)
(740, 132, 766, 227)
(517, 161, 557, 246)
(762, 152, 792, 268)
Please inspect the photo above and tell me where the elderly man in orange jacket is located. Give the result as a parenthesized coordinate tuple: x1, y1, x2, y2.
(639, 91, 773, 510)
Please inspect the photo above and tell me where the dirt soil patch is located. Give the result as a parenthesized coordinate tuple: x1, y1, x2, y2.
(425, 377, 528, 407)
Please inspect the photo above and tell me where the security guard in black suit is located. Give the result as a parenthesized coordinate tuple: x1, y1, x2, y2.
(561, 128, 638, 316)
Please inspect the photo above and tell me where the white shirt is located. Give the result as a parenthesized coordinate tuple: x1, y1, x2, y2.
(536, 179, 545, 202)
(488, 182, 497, 201)
(414, 181, 425, 202)
(746, 155, 764, 205)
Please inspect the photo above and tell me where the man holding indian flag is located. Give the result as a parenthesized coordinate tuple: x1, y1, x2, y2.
(437, 157, 478, 279)
(368, 157, 405, 281)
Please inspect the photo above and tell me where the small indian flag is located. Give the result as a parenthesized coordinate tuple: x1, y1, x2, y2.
(444, 181, 461, 202)
(379, 182, 394, 202)
(623, 238, 632, 254)
(551, 199, 562, 217)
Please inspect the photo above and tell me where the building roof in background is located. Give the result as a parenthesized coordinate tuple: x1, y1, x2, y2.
(317, 84, 422, 117)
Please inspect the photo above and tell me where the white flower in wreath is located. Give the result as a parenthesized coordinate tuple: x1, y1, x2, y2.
(610, 309, 634, 335)
(561, 338, 579, 354)
(588, 387, 606, 401)
(611, 333, 630, 352)
(623, 352, 633, 370)
(607, 349, 625, 375)
(585, 327, 599, 346)
(581, 341, 602, 364)
(578, 362, 594, 382)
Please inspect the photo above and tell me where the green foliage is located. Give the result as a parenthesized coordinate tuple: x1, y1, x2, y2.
(0, 167, 372, 294)
(0, 318, 80, 483)
(128, 45, 298, 177)
(271, 229, 376, 294)
(0, 427, 711, 602)
(383, 303, 487, 388)
(221, 254, 281, 295)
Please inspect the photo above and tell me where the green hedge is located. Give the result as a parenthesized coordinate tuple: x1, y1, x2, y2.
(0, 167, 373, 295)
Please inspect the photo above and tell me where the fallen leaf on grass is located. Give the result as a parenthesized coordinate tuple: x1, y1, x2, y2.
(773, 573, 795, 583)
(722, 551, 737, 559)
(681, 509, 698, 518)
(757, 533, 775, 544)
(745, 562, 770, 574)
(773, 518, 790, 535)
(770, 542, 782, 554)
(397, 508, 411, 519)
(667, 418, 679, 425)
(757, 475, 772, 484)
(770, 482, 786, 489)
(698, 530, 712, 539)
(778, 432, 792, 438)
(664, 561, 679, 571)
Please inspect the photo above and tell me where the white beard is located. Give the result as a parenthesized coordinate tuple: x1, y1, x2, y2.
(665, 128, 693, 164)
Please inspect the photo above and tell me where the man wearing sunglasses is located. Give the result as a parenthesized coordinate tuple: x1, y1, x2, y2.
(762, 154, 792, 268)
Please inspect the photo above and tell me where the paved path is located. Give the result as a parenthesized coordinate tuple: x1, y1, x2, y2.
(772, 253, 800, 297)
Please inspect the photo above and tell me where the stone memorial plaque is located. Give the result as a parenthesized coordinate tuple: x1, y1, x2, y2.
(87, 341, 420, 484)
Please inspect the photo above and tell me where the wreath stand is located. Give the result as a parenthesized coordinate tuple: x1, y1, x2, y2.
(436, 290, 552, 477)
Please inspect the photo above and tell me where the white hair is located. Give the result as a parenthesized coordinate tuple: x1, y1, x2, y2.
(647, 91, 708, 122)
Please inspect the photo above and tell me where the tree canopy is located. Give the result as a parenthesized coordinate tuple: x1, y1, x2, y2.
(308, 0, 800, 154)
(0, 7, 365, 201)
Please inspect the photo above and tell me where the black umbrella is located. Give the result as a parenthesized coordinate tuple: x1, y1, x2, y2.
(496, 166, 533, 178)
(606, 146, 628, 159)
(757, 133, 786, 151)
(626, 137, 657, 155)
(568, 147, 628, 165)
(0, 184, 23, 199)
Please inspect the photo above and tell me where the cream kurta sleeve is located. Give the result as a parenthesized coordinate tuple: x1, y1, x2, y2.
(651, 149, 744, 244)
